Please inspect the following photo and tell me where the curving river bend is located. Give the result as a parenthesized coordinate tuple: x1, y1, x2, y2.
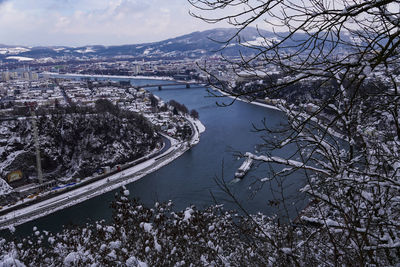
(11, 78, 307, 236)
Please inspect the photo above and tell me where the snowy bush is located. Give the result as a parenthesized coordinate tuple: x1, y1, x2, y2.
(1, 185, 398, 266)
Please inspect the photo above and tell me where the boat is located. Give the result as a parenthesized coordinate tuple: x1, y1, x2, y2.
(234, 156, 253, 178)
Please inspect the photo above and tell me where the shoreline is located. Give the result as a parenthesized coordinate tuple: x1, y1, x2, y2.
(0, 118, 204, 230)
(0, 88, 205, 230)
(212, 87, 344, 139)
(211, 86, 282, 112)
(42, 72, 175, 81)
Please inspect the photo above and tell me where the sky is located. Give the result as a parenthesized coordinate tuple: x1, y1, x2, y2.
(0, 0, 221, 47)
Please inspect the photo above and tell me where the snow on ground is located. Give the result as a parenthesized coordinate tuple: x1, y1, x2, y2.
(75, 47, 96, 53)
(243, 37, 280, 47)
(0, 178, 13, 196)
(6, 56, 34, 62)
(186, 116, 206, 134)
(0, 117, 204, 229)
(278, 105, 345, 140)
(246, 100, 282, 111)
(0, 47, 31, 55)
(143, 49, 152, 55)
(183, 208, 194, 222)
(185, 116, 204, 146)
(211, 86, 282, 112)
(0, 145, 162, 213)
(0, 150, 25, 184)
(0, 253, 25, 267)
(194, 119, 206, 134)
(36, 57, 55, 63)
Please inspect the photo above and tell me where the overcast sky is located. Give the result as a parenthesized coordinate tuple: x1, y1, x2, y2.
(0, 0, 222, 47)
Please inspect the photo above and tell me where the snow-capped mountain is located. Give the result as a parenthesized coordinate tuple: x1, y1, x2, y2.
(0, 28, 288, 60)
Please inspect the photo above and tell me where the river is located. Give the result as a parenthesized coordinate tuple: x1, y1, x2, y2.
(10, 77, 307, 236)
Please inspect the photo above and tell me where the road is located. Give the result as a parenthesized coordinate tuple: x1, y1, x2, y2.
(0, 135, 170, 216)
(0, 119, 200, 230)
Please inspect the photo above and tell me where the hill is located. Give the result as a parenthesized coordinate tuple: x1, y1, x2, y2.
(0, 28, 297, 60)
(0, 104, 160, 202)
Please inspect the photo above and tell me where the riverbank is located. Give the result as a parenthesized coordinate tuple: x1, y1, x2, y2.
(0, 76, 308, 236)
(210, 86, 282, 112)
(0, 117, 205, 230)
(212, 87, 345, 139)
(42, 72, 174, 81)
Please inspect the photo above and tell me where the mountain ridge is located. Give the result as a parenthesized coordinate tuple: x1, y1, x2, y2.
(0, 27, 353, 61)
(0, 28, 281, 60)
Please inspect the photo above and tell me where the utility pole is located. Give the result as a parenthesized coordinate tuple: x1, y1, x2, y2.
(27, 102, 43, 184)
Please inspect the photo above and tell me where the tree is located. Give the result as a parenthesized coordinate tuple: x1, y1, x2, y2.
(169, 99, 189, 114)
(0, 188, 294, 266)
(149, 93, 159, 108)
(190, 109, 199, 119)
(159, 104, 168, 112)
(189, 0, 400, 265)
(95, 99, 118, 115)
(172, 107, 179, 115)
(54, 98, 60, 109)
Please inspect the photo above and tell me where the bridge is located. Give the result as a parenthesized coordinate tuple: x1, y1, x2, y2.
(134, 82, 207, 90)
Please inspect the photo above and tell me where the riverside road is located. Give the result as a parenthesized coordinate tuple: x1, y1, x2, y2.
(0, 135, 188, 229)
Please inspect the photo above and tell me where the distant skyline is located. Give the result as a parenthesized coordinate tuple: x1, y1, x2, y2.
(0, 0, 228, 47)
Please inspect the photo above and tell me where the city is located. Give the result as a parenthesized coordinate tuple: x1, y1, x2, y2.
(0, 0, 399, 266)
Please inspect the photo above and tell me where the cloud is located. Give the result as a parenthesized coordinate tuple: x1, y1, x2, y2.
(0, 0, 219, 46)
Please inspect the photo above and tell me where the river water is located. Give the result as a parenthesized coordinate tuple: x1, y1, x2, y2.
(11, 77, 307, 236)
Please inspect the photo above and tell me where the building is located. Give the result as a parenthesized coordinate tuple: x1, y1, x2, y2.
(1, 72, 10, 82)
(31, 72, 39, 80)
(23, 72, 30, 80)
(132, 65, 141, 75)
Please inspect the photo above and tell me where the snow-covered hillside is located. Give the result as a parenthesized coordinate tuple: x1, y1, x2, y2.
(0, 178, 13, 196)
(0, 105, 160, 187)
